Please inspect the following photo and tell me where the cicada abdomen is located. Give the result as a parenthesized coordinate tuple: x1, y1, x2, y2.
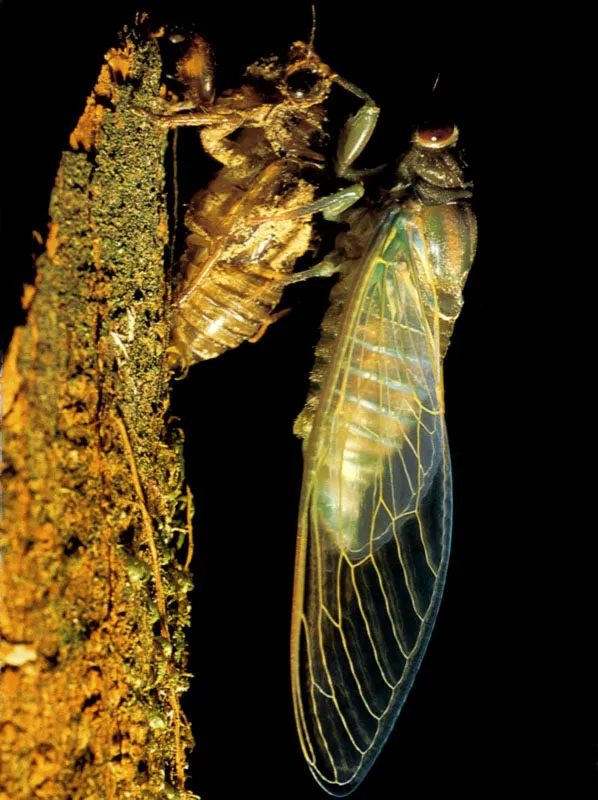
(170, 135, 320, 365)
(291, 125, 477, 795)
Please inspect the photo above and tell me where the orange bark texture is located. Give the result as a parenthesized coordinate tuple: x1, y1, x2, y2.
(1, 23, 197, 800)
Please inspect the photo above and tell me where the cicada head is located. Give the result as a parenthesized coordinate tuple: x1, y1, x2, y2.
(393, 123, 473, 206)
(244, 41, 333, 162)
(278, 41, 334, 108)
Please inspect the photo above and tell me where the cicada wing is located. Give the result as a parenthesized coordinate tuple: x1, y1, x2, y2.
(291, 213, 452, 795)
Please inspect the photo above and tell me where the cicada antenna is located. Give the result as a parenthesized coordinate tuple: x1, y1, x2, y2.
(308, 4, 317, 54)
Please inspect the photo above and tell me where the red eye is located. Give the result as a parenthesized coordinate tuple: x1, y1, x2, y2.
(414, 124, 459, 149)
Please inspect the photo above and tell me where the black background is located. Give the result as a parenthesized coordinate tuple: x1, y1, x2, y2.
(0, 1, 593, 798)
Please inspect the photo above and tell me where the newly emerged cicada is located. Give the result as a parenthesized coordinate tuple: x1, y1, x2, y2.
(147, 33, 378, 368)
(288, 123, 477, 794)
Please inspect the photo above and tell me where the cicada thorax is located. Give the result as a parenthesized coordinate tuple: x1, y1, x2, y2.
(406, 201, 477, 357)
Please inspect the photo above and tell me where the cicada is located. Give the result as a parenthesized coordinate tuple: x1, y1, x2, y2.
(289, 123, 477, 794)
(146, 34, 377, 368)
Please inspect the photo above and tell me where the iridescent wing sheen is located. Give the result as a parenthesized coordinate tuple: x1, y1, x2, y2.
(291, 211, 452, 795)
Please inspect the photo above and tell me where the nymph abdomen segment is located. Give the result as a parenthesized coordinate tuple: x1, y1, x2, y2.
(170, 260, 287, 362)
(168, 159, 315, 367)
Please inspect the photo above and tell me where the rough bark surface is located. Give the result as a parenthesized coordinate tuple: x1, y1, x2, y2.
(0, 24, 196, 800)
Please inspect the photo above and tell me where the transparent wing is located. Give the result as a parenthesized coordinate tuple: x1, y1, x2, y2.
(291, 213, 452, 795)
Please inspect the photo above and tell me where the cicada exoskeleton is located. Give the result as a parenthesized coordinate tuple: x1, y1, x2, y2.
(145, 35, 377, 369)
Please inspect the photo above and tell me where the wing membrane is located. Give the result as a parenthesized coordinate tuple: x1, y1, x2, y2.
(291, 212, 452, 795)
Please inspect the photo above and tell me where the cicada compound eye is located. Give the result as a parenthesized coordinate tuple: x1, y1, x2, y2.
(414, 124, 459, 150)
(283, 67, 329, 104)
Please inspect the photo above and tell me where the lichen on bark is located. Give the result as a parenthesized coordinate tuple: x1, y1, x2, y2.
(1, 22, 196, 800)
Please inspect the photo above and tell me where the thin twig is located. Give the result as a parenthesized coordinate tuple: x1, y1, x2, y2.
(115, 410, 168, 638)
(184, 485, 194, 570)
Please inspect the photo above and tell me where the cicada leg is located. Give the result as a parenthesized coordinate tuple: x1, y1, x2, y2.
(260, 247, 351, 295)
(197, 102, 275, 168)
(247, 308, 292, 343)
(131, 105, 243, 129)
(133, 98, 284, 171)
(320, 182, 365, 221)
(277, 248, 347, 285)
(331, 75, 383, 180)
(247, 182, 364, 226)
(131, 105, 251, 179)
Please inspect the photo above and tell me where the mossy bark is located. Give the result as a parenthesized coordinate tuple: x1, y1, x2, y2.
(1, 24, 196, 800)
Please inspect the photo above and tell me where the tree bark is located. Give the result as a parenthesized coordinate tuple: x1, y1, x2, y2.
(1, 22, 196, 800)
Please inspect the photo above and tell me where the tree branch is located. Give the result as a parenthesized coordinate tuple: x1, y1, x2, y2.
(1, 22, 196, 800)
